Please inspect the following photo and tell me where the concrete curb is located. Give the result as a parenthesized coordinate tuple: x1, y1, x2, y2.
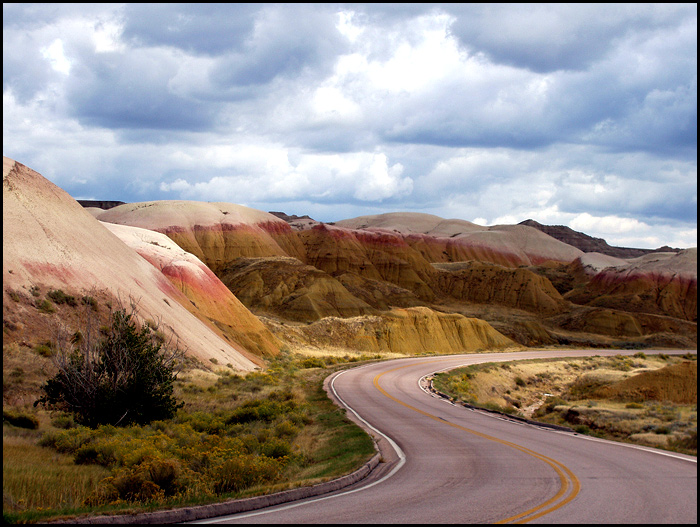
(51, 453, 381, 524)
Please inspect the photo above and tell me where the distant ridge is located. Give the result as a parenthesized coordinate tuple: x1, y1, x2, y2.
(519, 219, 680, 258)
(269, 211, 314, 222)
(78, 200, 126, 210)
(268, 211, 320, 230)
(75, 203, 683, 258)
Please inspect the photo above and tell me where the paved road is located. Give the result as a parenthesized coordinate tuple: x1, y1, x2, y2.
(194, 349, 697, 524)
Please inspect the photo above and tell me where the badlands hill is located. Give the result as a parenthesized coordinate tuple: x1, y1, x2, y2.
(92, 199, 523, 354)
(97, 200, 307, 273)
(4, 158, 523, 371)
(87, 192, 697, 353)
(564, 250, 697, 322)
(334, 212, 585, 267)
(4, 156, 697, 373)
(3, 157, 279, 371)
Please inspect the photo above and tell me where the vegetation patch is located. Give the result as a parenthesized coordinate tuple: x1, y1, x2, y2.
(3, 346, 375, 523)
(433, 354, 697, 456)
(3, 410, 40, 430)
(35, 307, 184, 427)
(36, 299, 55, 314)
(47, 290, 78, 307)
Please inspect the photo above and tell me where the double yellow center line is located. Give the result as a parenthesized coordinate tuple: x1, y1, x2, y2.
(373, 362, 581, 524)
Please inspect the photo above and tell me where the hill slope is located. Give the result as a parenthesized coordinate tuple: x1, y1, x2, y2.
(3, 157, 265, 370)
(101, 222, 281, 358)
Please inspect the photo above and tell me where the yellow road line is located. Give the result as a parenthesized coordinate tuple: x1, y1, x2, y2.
(373, 362, 581, 524)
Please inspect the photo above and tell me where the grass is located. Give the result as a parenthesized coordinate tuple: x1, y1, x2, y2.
(2, 349, 376, 524)
(3, 433, 110, 520)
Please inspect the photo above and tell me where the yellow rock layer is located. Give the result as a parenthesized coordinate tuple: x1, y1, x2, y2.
(286, 306, 518, 355)
(434, 261, 568, 315)
(219, 257, 376, 322)
(594, 361, 697, 404)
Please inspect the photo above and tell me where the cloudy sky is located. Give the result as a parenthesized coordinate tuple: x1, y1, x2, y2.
(3, 3, 697, 249)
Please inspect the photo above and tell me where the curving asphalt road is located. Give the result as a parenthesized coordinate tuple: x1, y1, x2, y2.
(193, 349, 697, 524)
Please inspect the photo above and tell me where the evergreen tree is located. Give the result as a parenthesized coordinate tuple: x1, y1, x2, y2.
(36, 308, 183, 427)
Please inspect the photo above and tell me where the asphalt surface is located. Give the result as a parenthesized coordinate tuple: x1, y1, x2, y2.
(192, 349, 697, 524)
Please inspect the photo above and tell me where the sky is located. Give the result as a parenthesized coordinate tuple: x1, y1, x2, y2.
(3, 3, 697, 249)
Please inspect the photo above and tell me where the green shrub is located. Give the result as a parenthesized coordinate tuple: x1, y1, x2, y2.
(74, 441, 117, 466)
(274, 419, 298, 438)
(210, 455, 282, 495)
(34, 341, 54, 357)
(37, 299, 55, 313)
(226, 404, 262, 425)
(182, 412, 226, 435)
(94, 455, 185, 500)
(7, 289, 21, 302)
(35, 307, 184, 427)
(215, 373, 244, 388)
(47, 289, 78, 306)
(301, 357, 324, 369)
(51, 413, 76, 429)
(226, 400, 285, 425)
(81, 295, 98, 310)
(109, 466, 165, 502)
(670, 430, 697, 451)
(145, 457, 182, 496)
(3, 409, 40, 429)
(534, 396, 567, 418)
(73, 445, 101, 465)
(260, 439, 292, 459)
(574, 424, 590, 434)
(38, 426, 94, 453)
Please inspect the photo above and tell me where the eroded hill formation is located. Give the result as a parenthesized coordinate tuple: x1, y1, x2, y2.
(4, 157, 697, 371)
(3, 158, 276, 371)
(89, 190, 696, 353)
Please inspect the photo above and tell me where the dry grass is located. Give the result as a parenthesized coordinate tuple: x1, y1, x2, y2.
(3, 432, 109, 513)
(434, 354, 697, 455)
